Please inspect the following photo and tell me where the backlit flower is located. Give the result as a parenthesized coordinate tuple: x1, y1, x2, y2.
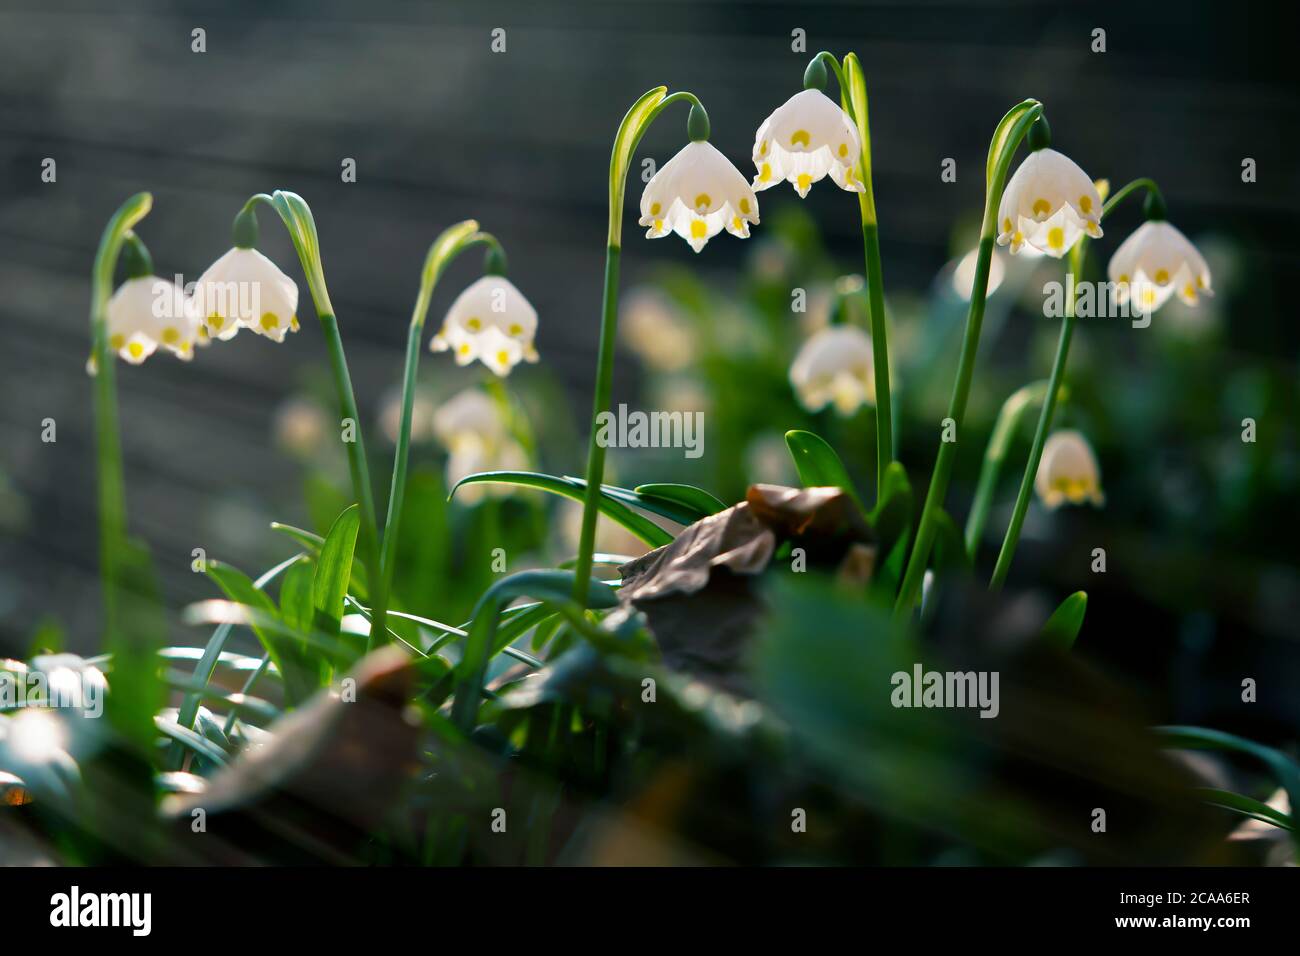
(751, 89, 864, 198)
(639, 141, 759, 252)
(1107, 220, 1213, 313)
(193, 247, 300, 343)
(430, 275, 538, 376)
(105, 276, 201, 364)
(996, 148, 1103, 258)
(1035, 429, 1104, 509)
(789, 325, 875, 415)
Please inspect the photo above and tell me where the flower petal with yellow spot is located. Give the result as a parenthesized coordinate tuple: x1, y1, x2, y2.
(789, 325, 876, 416)
(751, 89, 864, 198)
(192, 247, 299, 343)
(1035, 429, 1105, 510)
(996, 148, 1103, 258)
(639, 141, 759, 253)
(1107, 219, 1212, 313)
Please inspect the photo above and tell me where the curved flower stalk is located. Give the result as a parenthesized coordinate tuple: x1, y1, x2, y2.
(894, 98, 1045, 618)
(234, 190, 386, 645)
(1035, 429, 1104, 509)
(105, 235, 202, 363)
(379, 222, 514, 641)
(759, 52, 894, 498)
(988, 178, 1207, 589)
(572, 87, 749, 602)
(89, 192, 153, 642)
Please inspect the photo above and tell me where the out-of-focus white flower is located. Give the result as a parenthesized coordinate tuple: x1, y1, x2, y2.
(1107, 220, 1213, 314)
(751, 89, 864, 198)
(273, 396, 330, 457)
(432, 387, 505, 449)
(996, 148, 1103, 258)
(378, 386, 436, 447)
(106, 276, 201, 364)
(193, 247, 300, 342)
(445, 432, 529, 504)
(430, 275, 538, 376)
(789, 325, 875, 415)
(621, 288, 694, 372)
(639, 141, 760, 253)
(951, 248, 1006, 300)
(1035, 429, 1105, 509)
(433, 387, 526, 503)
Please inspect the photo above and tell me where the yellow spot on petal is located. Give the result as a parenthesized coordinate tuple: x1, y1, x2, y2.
(109, 334, 125, 350)
(694, 193, 712, 210)
(796, 173, 812, 192)
(260, 312, 279, 331)
(1079, 195, 1093, 213)
(290, 315, 299, 331)
(1196, 275, 1206, 288)
(791, 130, 810, 147)
(759, 141, 768, 157)
(732, 217, 743, 231)
(739, 198, 751, 214)
(457, 343, 471, 356)
(653, 218, 664, 232)
(690, 220, 707, 239)
(162, 327, 179, 345)
(1119, 274, 1130, 284)
(508, 323, 522, 336)
(838, 143, 848, 157)
(1142, 287, 1157, 306)
(466, 317, 482, 331)
(1154, 269, 1169, 284)
(1002, 217, 1012, 233)
(650, 202, 661, 215)
(208, 314, 224, 330)
(496, 350, 510, 366)
(1047, 227, 1065, 251)
(1032, 198, 1051, 217)
(1184, 284, 1195, 298)
(127, 341, 144, 359)
(758, 163, 772, 183)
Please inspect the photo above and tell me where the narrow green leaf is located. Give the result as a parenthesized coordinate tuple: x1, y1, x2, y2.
(271, 521, 369, 600)
(784, 430, 863, 510)
(450, 471, 672, 548)
(1193, 788, 1293, 831)
(279, 557, 316, 635)
(1041, 590, 1087, 650)
(312, 504, 360, 642)
(632, 482, 726, 520)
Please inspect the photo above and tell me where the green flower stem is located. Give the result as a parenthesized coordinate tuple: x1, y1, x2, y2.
(894, 100, 1043, 619)
(380, 222, 501, 640)
(250, 190, 386, 650)
(963, 379, 1053, 559)
(89, 193, 153, 641)
(573, 87, 703, 603)
(989, 177, 1161, 588)
(988, 245, 1083, 591)
(832, 51, 894, 499)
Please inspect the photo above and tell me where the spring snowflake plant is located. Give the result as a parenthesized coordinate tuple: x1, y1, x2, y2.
(7, 52, 1290, 867)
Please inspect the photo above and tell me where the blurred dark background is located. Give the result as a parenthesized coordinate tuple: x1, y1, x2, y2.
(0, 1, 1296, 738)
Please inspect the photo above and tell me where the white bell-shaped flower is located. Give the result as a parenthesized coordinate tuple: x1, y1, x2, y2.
(193, 247, 300, 343)
(105, 277, 201, 364)
(1035, 429, 1105, 509)
(996, 148, 1103, 258)
(430, 275, 539, 376)
(1107, 220, 1213, 313)
(751, 89, 864, 198)
(432, 387, 506, 450)
(789, 325, 876, 416)
(639, 141, 760, 253)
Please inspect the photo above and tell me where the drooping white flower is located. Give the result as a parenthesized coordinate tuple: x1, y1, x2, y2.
(430, 275, 538, 376)
(996, 148, 1103, 258)
(105, 276, 201, 364)
(432, 387, 505, 450)
(751, 88, 864, 198)
(192, 247, 300, 342)
(639, 141, 760, 253)
(789, 325, 875, 415)
(1107, 220, 1213, 313)
(1035, 429, 1105, 509)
